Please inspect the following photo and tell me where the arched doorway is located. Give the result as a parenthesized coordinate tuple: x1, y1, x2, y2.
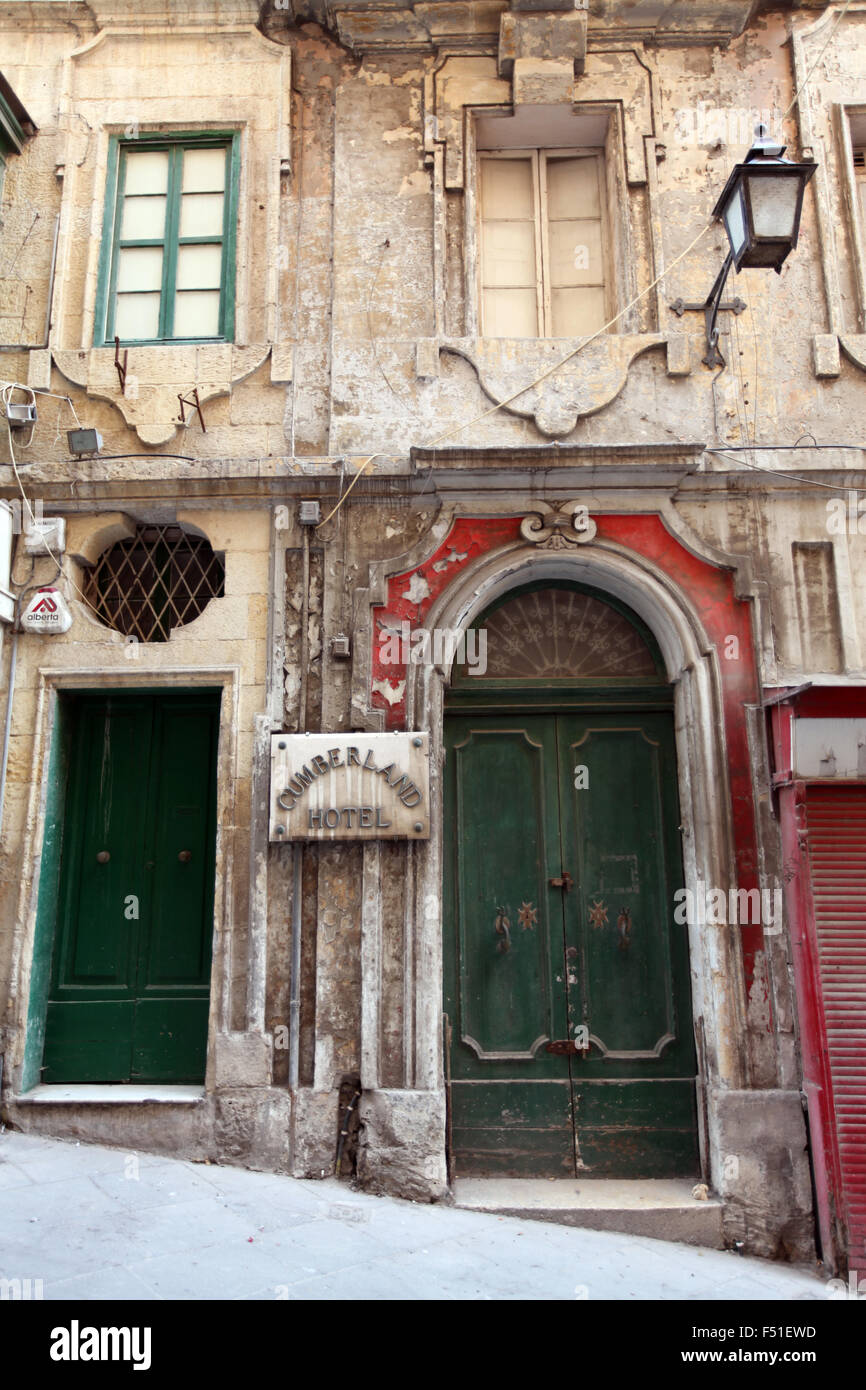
(443, 581, 699, 1178)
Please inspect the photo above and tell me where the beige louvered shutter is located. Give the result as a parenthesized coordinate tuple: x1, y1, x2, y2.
(479, 155, 540, 337)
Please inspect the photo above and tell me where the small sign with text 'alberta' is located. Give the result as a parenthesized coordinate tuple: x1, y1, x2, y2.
(20, 587, 73, 633)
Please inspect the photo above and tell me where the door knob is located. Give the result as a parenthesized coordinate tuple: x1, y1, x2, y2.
(549, 871, 573, 891)
(178, 850, 192, 863)
(96, 851, 110, 864)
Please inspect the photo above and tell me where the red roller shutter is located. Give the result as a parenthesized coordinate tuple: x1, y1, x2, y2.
(807, 786, 866, 1270)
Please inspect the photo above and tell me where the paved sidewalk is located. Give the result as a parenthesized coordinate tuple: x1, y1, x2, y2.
(0, 1131, 829, 1301)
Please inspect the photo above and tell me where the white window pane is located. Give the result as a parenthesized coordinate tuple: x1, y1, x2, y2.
(481, 158, 533, 219)
(121, 194, 166, 240)
(724, 188, 747, 257)
(179, 192, 225, 238)
(115, 292, 161, 340)
(747, 174, 799, 239)
(116, 246, 164, 292)
(482, 221, 536, 288)
(858, 176, 866, 228)
(176, 243, 223, 290)
(182, 148, 226, 193)
(123, 150, 169, 195)
(482, 287, 537, 337)
(549, 219, 604, 287)
(551, 286, 606, 337)
(546, 157, 600, 220)
(173, 290, 220, 338)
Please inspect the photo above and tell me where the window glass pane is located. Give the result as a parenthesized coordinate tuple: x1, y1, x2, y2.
(551, 286, 606, 337)
(747, 174, 799, 238)
(723, 187, 747, 256)
(179, 192, 225, 238)
(482, 287, 537, 338)
(115, 292, 161, 340)
(123, 150, 170, 195)
(548, 219, 604, 287)
(480, 157, 533, 219)
(116, 246, 164, 292)
(482, 221, 536, 288)
(182, 148, 226, 193)
(173, 290, 220, 338)
(176, 243, 223, 290)
(121, 194, 167, 240)
(546, 157, 600, 220)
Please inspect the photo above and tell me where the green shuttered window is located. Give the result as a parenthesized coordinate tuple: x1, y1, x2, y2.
(96, 134, 239, 345)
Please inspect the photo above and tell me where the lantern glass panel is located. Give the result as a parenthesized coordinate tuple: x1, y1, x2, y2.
(723, 186, 748, 258)
(747, 173, 800, 239)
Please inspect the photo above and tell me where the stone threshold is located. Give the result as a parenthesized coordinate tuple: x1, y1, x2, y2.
(451, 1178, 724, 1248)
(13, 1085, 206, 1105)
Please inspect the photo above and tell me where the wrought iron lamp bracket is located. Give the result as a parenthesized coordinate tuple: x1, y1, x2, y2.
(668, 250, 746, 369)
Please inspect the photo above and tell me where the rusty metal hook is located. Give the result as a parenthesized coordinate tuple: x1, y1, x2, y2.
(494, 907, 511, 953)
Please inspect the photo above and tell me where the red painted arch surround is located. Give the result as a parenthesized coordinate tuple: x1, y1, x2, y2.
(371, 513, 764, 997)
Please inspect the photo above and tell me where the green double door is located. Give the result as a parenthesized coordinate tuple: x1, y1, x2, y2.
(43, 691, 220, 1084)
(444, 710, 699, 1177)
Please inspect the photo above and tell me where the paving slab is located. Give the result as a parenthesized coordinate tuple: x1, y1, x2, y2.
(0, 1131, 830, 1302)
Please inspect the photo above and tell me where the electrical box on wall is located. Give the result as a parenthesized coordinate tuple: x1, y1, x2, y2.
(24, 517, 66, 557)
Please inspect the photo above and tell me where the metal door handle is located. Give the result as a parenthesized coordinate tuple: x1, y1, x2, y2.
(494, 907, 511, 953)
(617, 907, 632, 951)
(96, 851, 110, 864)
(549, 871, 573, 892)
(178, 850, 192, 863)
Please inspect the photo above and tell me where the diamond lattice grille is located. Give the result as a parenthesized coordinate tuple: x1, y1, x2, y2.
(85, 525, 225, 642)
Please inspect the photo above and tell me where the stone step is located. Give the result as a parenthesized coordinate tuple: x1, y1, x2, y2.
(451, 1178, 725, 1248)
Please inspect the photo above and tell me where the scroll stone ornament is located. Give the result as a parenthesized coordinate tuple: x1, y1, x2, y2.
(520, 500, 597, 549)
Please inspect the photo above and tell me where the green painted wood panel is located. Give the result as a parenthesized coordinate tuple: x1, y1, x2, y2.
(42, 691, 219, 1084)
(445, 716, 577, 1175)
(445, 708, 698, 1178)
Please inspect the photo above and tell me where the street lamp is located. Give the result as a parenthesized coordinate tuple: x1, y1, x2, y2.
(693, 124, 817, 367)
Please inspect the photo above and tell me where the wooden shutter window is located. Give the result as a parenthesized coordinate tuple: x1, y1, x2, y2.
(479, 155, 540, 338)
(544, 156, 606, 337)
(479, 150, 609, 339)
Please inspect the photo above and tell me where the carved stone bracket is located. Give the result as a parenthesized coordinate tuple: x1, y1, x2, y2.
(52, 345, 272, 446)
(520, 499, 597, 548)
(440, 333, 668, 436)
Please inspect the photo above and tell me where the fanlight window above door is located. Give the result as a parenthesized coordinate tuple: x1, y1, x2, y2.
(454, 586, 662, 681)
(84, 524, 225, 642)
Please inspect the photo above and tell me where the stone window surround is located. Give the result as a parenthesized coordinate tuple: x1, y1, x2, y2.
(44, 20, 291, 444)
(465, 106, 634, 341)
(417, 51, 692, 437)
(837, 105, 866, 332)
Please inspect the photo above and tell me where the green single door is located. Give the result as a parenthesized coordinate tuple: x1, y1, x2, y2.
(444, 710, 698, 1177)
(43, 691, 220, 1084)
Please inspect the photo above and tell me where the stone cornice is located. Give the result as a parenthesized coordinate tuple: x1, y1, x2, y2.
(267, 0, 833, 53)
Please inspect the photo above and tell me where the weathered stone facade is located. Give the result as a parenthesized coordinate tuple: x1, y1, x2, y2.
(0, 0, 864, 1267)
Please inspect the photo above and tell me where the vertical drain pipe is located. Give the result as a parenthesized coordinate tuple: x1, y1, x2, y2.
(289, 509, 312, 1092)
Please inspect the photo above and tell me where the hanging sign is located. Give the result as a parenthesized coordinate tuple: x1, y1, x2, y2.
(270, 732, 430, 840)
(20, 587, 73, 634)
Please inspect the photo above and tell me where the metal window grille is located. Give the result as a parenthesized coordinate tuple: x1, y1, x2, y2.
(84, 524, 225, 642)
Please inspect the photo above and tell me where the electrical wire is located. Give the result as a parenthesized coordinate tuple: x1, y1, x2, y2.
(710, 447, 866, 493)
(781, 0, 854, 124)
(315, 453, 390, 529)
(1, 388, 105, 624)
